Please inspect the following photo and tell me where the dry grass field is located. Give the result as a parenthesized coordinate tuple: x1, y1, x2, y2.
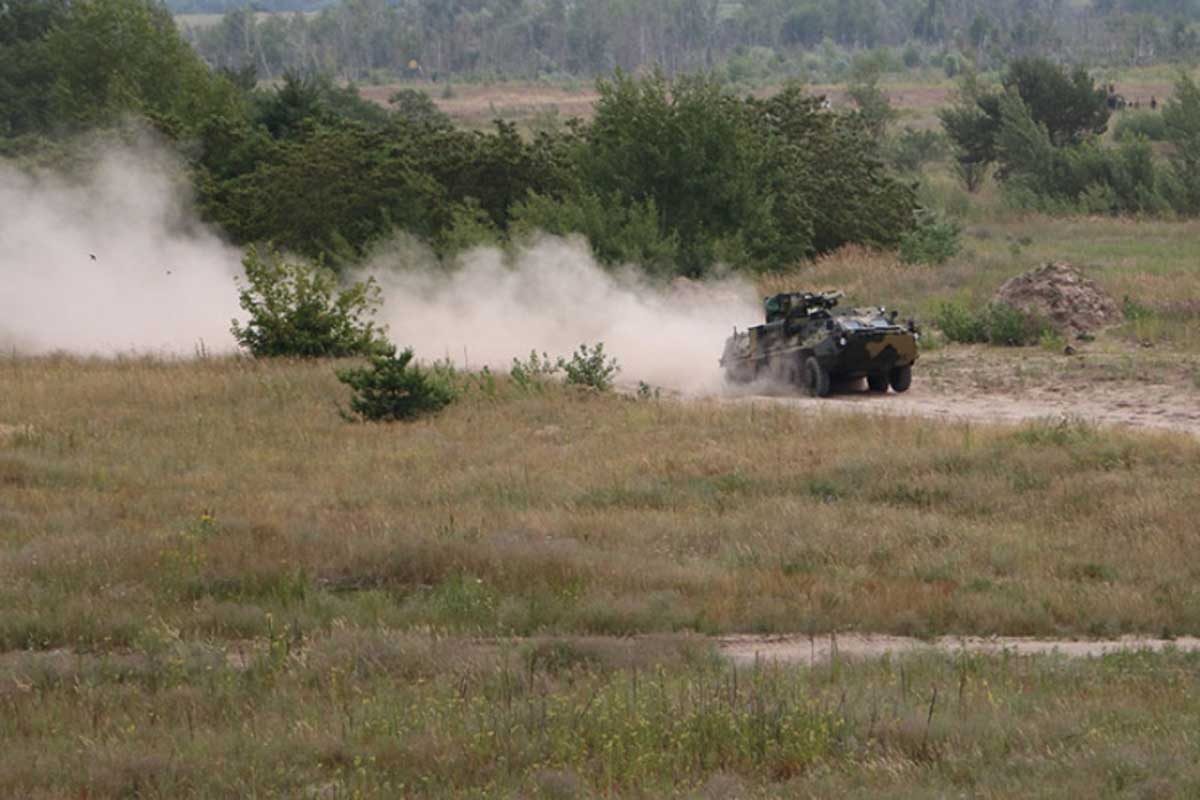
(3, 353, 1200, 796)
(5, 357, 1200, 646)
(359, 69, 1183, 132)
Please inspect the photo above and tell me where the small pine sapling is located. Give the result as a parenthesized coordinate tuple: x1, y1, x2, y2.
(336, 346, 456, 422)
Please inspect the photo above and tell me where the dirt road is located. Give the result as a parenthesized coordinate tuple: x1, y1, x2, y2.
(726, 344, 1200, 437)
(720, 633, 1200, 665)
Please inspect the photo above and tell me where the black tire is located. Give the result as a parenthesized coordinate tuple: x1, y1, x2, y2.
(889, 364, 913, 393)
(786, 361, 802, 388)
(867, 374, 889, 393)
(803, 356, 831, 398)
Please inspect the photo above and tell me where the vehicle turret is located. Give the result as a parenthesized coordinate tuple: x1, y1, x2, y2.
(762, 291, 843, 323)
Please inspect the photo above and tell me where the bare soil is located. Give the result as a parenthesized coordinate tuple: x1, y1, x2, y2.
(994, 262, 1123, 337)
(720, 633, 1200, 665)
(725, 344, 1200, 437)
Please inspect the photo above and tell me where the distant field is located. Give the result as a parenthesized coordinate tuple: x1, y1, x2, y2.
(174, 10, 315, 29)
(362, 70, 1186, 131)
(359, 81, 602, 128)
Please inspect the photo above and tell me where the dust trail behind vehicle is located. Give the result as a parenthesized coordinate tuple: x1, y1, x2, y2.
(366, 235, 762, 395)
(0, 146, 243, 355)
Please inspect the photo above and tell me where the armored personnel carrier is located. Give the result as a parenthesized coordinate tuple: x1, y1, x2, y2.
(720, 291, 919, 397)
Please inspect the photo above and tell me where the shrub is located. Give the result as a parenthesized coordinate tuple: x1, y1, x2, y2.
(898, 209, 961, 265)
(1113, 111, 1167, 143)
(934, 300, 988, 343)
(943, 52, 964, 79)
(509, 351, 561, 393)
(846, 71, 898, 139)
(888, 128, 948, 173)
(934, 301, 1046, 346)
(995, 96, 1165, 215)
(509, 345, 620, 393)
(387, 88, 452, 128)
(1122, 295, 1153, 322)
(336, 346, 456, 422)
(1163, 73, 1200, 214)
(437, 200, 501, 257)
(955, 158, 990, 193)
(902, 44, 922, 69)
(985, 303, 1047, 346)
(637, 381, 661, 400)
(231, 247, 389, 358)
(559, 343, 620, 392)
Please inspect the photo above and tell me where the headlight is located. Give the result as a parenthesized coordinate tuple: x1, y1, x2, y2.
(838, 336, 848, 347)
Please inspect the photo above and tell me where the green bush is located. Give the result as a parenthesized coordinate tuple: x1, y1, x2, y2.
(509, 350, 561, 393)
(934, 301, 988, 343)
(1122, 295, 1153, 322)
(1113, 111, 1167, 143)
(994, 94, 1166, 215)
(902, 44, 922, 69)
(845, 71, 898, 139)
(437, 199, 501, 257)
(898, 209, 961, 265)
(985, 303, 1047, 346)
(336, 346, 457, 422)
(943, 52, 964, 79)
(231, 247, 389, 358)
(1163, 73, 1200, 215)
(508, 344, 619, 393)
(387, 88, 452, 129)
(954, 158, 990, 193)
(560, 343, 620, 392)
(888, 127, 948, 173)
(934, 301, 1046, 346)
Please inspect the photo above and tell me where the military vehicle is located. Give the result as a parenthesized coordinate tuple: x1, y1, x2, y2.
(720, 291, 919, 397)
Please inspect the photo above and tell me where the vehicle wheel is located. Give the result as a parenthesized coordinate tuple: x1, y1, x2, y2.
(867, 373, 889, 393)
(786, 361, 802, 387)
(803, 357, 831, 398)
(889, 364, 913, 393)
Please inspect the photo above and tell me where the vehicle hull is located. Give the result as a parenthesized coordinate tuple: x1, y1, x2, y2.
(721, 326, 918, 388)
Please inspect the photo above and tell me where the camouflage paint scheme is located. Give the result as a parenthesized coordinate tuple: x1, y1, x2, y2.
(720, 291, 919, 397)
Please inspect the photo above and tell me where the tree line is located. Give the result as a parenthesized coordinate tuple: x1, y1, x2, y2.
(178, 0, 1200, 83)
(0, 0, 922, 277)
(7, 0, 1197, 279)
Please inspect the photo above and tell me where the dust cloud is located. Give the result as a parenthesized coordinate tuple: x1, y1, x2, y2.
(0, 146, 243, 355)
(0, 147, 763, 392)
(367, 237, 762, 394)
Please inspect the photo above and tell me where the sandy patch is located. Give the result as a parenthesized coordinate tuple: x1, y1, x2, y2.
(721, 344, 1200, 437)
(720, 633, 1200, 665)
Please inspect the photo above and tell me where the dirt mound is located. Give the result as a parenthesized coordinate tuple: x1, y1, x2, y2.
(993, 262, 1122, 337)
